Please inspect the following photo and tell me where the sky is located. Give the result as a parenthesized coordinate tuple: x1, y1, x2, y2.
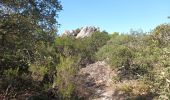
(57, 0, 170, 34)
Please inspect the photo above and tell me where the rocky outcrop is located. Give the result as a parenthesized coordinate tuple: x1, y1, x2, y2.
(62, 26, 99, 38)
(76, 26, 99, 38)
(78, 61, 130, 100)
(63, 29, 80, 37)
(79, 61, 117, 100)
(80, 61, 116, 86)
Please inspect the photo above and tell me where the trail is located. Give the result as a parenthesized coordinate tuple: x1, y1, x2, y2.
(79, 61, 124, 100)
(93, 86, 115, 100)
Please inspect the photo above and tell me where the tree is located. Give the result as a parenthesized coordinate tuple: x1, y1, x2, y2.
(0, 0, 62, 42)
(0, 1, 62, 98)
(0, 0, 62, 68)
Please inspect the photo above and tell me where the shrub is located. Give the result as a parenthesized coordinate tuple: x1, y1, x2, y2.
(54, 56, 77, 99)
(3, 68, 19, 79)
(55, 31, 110, 67)
(96, 34, 156, 80)
(116, 80, 151, 97)
(96, 35, 134, 69)
(86, 31, 110, 52)
(29, 64, 48, 81)
(152, 24, 170, 46)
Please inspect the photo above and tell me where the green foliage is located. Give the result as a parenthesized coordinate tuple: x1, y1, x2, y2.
(152, 67, 170, 99)
(152, 24, 170, 46)
(96, 35, 134, 67)
(86, 31, 110, 52)
(3, 67, 19, 80)
(0, 0, 62, 67)
(96, 25, 170, 99)
(53, 32, 111, 98)
(29, 63, 48, 81)
(1, 1, 170, 99)
(116, 80, 151, 97)
(96, 33, 155, 79)
(54, 56, 77, 99)
(1, 0, 62, 33)
(55, 31, 110, 66)
(80, 31, 110, 65)
(0, 0, 62, 99)
(0, 0, 62, 72)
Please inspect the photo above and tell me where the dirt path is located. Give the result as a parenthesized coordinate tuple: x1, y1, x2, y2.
(93, 86, 115, 100)
(79, 61, 119, 100)
(79, 61, 154, 100)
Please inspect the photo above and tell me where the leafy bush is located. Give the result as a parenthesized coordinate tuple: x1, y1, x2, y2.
(152, 24, 170, 46)
(86, 31, 111, 52)
(3, 67, 19, 81)
(116, 80, 151, 98)
(29, 64, 48, 81)
(96, 26, 170, 99)
(54, 56, 78, 99)
(55, 31, 110, 67)
(96, 35, 138, 79)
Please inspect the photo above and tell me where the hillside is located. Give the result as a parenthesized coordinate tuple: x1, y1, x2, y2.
(0, 1, 170, 100)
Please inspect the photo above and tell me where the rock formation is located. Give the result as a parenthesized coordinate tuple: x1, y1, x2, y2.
(80, 61, 116, 86)
(62, 26, 99, 38)
(78, 61, 129, 100)
(79, 61, 117, 100)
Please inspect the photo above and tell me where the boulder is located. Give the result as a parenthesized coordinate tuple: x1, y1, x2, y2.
(79, 61, 116, 87)
(62, 26, 99, 38)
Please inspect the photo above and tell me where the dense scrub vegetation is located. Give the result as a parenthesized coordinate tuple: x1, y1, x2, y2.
(1, 1, 170, 100)
(0, 2, 110, 98)
(96, 24, 170, 99)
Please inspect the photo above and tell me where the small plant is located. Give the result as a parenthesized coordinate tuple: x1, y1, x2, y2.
(54, 56, 77, 99)
(29, 63, 48, 81)
(3, 67, 19, 80)
(116, 80, 151, 97)
(117, 82, 133, 94)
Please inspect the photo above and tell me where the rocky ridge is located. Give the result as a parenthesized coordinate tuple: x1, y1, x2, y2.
(62, 26, 99, 38)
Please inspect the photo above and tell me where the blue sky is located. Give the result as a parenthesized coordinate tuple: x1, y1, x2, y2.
(57, 0, 170, 34)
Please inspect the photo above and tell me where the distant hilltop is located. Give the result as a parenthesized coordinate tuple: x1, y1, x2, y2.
(62, 26, 100, 38)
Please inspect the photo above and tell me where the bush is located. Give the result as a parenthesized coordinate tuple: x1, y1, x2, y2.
(86, 31, 110, 52)
(116, 80, 151, 98)
(96, 33, 156, 80)
(96, 35, 136, 78)
(54, 56, 78, 99)
(152, 24, 170, 46)
(29, 64, 48, 81)
(3, 68, 19, 80)
(55, 31, 110, 67)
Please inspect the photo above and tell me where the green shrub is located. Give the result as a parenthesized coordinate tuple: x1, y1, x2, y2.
(96, 34, 157, 80)
(152, 24, 170, 46)
(96, 35, 134, 68)
(3, 67, 19, 80)
(86, 31, 110, 52)
(54, 56, 78, 99)
(29, 64, 48, 81)
(55, 31, 110, 67)
(116, 80, 151, 96)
